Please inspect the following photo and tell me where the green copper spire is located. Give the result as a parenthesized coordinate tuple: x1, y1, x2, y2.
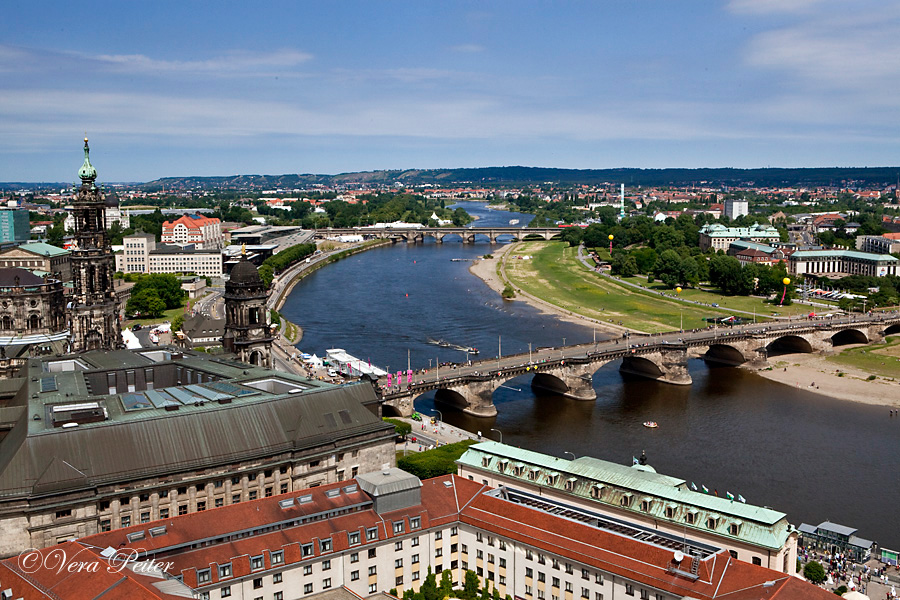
(78, 137, 97, 182)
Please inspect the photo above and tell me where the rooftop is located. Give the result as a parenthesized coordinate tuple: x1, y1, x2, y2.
(792, 249, 898, 262)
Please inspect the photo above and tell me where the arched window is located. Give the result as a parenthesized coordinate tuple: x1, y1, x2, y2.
(28, 314, 40, 330)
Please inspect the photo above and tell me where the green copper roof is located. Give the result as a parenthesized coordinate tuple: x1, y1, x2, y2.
(18, 242, 69, 257)
(78, 138, 97, 182)
(792, 249, 898, 262)
(458, 442, 793, 551)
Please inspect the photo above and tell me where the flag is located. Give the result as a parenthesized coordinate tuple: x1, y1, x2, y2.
(633, 456, 639, 466)
(738, 494, 746, 503)
(702, 485, 709, 494)
(726, 491, 735, 501)
(714, 489, 719, 497)
(690, 482, 698, 491)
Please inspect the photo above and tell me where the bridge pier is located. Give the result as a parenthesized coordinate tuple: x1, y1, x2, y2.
(435, 381, 498, 417)
(531, 363, 597, 401)
(621, 347, 692, 385)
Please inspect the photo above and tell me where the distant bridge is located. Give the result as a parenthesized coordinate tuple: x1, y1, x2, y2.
(313, 226, 564, 244)
(379, 315, 900, 418)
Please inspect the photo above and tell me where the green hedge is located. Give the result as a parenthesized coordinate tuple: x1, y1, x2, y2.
(397, 440, 477, 479)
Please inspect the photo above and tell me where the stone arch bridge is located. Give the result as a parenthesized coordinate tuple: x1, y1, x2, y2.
(314, 226, 563, 244)
(380, 316, 900, 418)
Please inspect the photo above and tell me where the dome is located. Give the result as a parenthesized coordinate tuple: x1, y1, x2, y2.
(78, 138, 97, 182)
(228, 257, 263, 287)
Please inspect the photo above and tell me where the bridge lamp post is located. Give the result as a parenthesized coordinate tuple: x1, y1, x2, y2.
(431, 408, 443, 427)
(563, 451, 575, 461)
(490, 428, 503, 444)
(528, 342, 532, 365)
(676, 287, 683, 331)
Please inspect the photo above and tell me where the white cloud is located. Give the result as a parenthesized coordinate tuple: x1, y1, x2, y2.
(450, 44, 485, 53)
(727, 0, 824, 14)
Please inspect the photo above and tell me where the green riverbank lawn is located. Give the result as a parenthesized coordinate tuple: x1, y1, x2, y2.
(826, 335, 900, 379)
(503, 242, 806, 333)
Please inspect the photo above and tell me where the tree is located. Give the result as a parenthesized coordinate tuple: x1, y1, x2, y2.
(559, 227, 583, 247)
(420, 567, 439, 600)
(462, 570, 480, 600)
(131, 274, 185, 309)
(383, 418, 411, 438)
(126, 288, 166, 318)
(452, 207, 469, 226)
(653, 249, 684, 288)
(803, 560, 826, 584)
(439, 570, 454, 599)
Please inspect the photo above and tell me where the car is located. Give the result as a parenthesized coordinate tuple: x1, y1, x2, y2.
(711, 303, 719, 307)
(132, 324, 142, 331)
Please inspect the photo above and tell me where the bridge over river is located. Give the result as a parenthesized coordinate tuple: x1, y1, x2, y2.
(379, 314, 900, 417)
(314, 226, 563, 244)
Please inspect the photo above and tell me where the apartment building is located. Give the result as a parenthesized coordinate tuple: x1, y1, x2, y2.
(3, 469, 835, 600)
(789, 249, 899, 278)
(698, 224, 781, 251)
(117, 232, 224, 277)
(162, 214, 224, 249)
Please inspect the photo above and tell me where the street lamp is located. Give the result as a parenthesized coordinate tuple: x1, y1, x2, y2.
(490, 428, 503, 444)
(431, 408, 443, 425)
(528, 342, 532, 365)
(563, 451, 575, 461)
(676, 287, 683, 331)
(608, 234, 614, 255)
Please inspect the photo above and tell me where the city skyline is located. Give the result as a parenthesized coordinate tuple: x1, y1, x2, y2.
(3, 0, 900, 181)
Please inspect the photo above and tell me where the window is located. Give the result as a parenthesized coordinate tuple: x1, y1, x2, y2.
(253, 578, 263, 589)
(367, 527, 378, 541)
(160, 508, 169, 519)
(273, 573, 282, 583)
(395, 541, 403, 551)
(451, 525, 458, 535)
(451, 543, 458, 553)
(304, 584, 313, 594)
(752, 556, 762, 566)
(196, 501, 206, 512)
(499, 539, 506, 550)
(487, 536, 494, 546)
(412, 571, 420, 581)
(219, 564, 231, 578)
(100, 520, 111, 532)
(686, 512, 697, 525)
(625, 583, 635, 596)
(349, 532, 360, 545)
(55, 509, 72, 519)
(121, 516, 131, 528)
(582, 569, 589, 580)
(394, 521, 405, 534)
(538, 573, 545, 583)
(729, 523, 741, 536)
(488, 554, 494, 564)
(526, 567, 533, 578)
(368, 566, 377, 576)
(552, 577, 560, 588)
(303, 565, 312, 576)
(500, 558, 506, 568)
(351, 570, 359, 581)
(526, 586, 533, 596)
(729, 550, 738, 559)
(232, 494, 240, 504)
(412, 554, 419, 564)
(198, 569, 211, 583)
(178, 504, 188, 516)
(301, 544, 313, 557)
(665, 506, 676, 519)
(435, 530, 442, 540)
(476, 532, 482, 543)
(221, 587, 231, 598)
(251, 555, 263, 570)
(396, 575, 404, 586)
(566, 563, 573, 574)
(476, 550, 483, 559)
(461, 544, 467, 553)
(411, 536, 420, 547)
(322, 578, 331, 589)
(436, 548, 443, 558)
(350, 552, 359, 563)
(411, 516, 421, 529)
(595, 573, 604, 585)
(566, 582, 573, 593)
(500, 575, 506, 585)
(368, 584, 377, 594)
(274, 594, 283, 600)
(707, 517, 719, 529)
(272, 551, 284, 565)
(582, 588, 590, 599)
(395, 558, 403, 568)
(640, 591, 649, 600)
(526, 549, 533, 560)
(368, 548, 377, 559)
(595, 594, 604, 600)
(320, 539, 332, 552)
(248, 490, 258, 500)
(538, 554, 545, 565)
(322, 560, 331, 571)
(552, 559, 560, 570)
(215, 498, 224, 508)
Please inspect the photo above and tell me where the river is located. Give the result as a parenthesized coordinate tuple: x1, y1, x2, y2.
(280, 201, 900, 550)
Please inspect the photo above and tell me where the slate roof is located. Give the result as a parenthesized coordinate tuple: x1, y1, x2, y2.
(0, 349, 392, 498)
(458, 442, 792, 551)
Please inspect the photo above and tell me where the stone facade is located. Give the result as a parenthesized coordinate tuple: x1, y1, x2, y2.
(222, 256, 273, 368)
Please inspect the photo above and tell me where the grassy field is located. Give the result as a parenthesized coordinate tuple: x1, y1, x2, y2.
(826, 336, 900, 379)
(124, 304, 186, 328)
(502, 242, 811, 333)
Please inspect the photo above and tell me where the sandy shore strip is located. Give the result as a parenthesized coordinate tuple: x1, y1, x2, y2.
(747, 352, 900, 408)
(468, 243, 633, 335)
(469, 244, 900, 408)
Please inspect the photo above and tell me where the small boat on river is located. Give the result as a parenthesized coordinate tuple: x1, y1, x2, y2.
(643, 421, 658, 428)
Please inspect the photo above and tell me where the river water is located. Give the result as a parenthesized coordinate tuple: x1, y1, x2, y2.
(280, 201, 900, 550)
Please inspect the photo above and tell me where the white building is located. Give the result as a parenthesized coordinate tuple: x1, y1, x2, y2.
(117, 232, 224, 277)
(724, 198, 749, 220)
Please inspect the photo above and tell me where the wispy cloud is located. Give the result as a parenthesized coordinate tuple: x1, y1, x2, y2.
(727, 0, 824, 14)
(450, 44, 484, 54)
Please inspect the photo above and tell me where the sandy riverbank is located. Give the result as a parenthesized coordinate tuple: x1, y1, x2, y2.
(746, 352, 900, 408)
(468, 243, 632, 334)
(469, 244, 900, 407)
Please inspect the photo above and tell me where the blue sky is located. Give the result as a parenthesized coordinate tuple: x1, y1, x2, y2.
(2, 0, 899, 182)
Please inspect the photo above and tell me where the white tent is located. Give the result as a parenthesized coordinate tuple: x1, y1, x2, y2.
(841, 591, 869, 600)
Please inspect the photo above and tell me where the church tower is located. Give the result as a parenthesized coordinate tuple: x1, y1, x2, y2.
(221, 252, 273, 368)
(69, 138, 121, 352)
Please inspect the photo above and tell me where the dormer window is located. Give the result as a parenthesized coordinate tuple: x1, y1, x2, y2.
(707, 517, 719, 530)
(665, 505, 676, 519)
(729, 522, 742, 536)
(565, 478, 576, 491)
(620, 493, 632, 508)
(590, 484, 604, 499)
(640, 499, 652, 512)
(686, 511, 697, 525)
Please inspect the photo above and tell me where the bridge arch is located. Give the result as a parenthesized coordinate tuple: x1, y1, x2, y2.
(434, 388, 472, 412)
(703, 344, 747, 365)
(620, 356, 665, 379)
(766, 335, 814, 357)
(884, 324, 900, 336)
(531, 372, 573, 396)
(831, 329, 868, 346)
